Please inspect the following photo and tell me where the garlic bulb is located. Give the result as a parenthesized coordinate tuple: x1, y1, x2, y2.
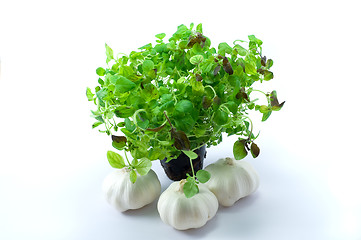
(157, 180, 218, 230)
(102, 168, 161, 212)
(204, 157, 259, 207)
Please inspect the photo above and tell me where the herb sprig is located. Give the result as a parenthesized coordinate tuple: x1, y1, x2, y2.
(106, 150, 152, 183)
(87, 23, 284, 197)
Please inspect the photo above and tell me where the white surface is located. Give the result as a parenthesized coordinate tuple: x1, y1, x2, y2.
(1, 0, 361, 239)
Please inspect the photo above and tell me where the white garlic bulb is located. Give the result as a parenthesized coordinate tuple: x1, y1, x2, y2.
(102, 168, 161, 212)
(157, 179, 218, 230)
(204, 157, 259, 207)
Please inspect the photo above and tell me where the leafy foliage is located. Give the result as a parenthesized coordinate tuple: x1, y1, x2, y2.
(180, 149, 211, 198)
(87, 23, 284, 190)
(106, 150, 152, 183)
(107, 150, 125, 169)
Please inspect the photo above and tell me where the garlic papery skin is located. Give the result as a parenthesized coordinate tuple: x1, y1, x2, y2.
(204, 157, 259, 207)
(157, 180, 218, 230)
(102, 168, 161, 212)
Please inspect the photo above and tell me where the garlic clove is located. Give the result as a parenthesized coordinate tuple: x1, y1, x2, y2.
(157, 180, 218, 230)
(102, 168, 161, 212)
(205, 158, 259, 207)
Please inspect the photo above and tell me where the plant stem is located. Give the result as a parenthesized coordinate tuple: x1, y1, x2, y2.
(220, 104, 231, 114)
(251, 89, 267, 96)
(104, 119, 112, 135)
(251, 89, 269, 104)
(163, 111, 174, 128)
(124, 150, 131, 166)
(204, 85, 217, 98)
(242, 115, 254, 139)
(233, 39, 248, 45)
(132, 109, 146, 128)
(189, 155, 196, 178)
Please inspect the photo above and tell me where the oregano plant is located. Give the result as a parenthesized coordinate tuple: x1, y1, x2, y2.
(87, 23, 284, 198)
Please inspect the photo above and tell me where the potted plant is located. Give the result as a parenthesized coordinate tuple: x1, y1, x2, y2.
(86, 23, 284, 228)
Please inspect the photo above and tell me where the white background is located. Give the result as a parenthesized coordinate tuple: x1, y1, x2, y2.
(1, 0, 361, 239)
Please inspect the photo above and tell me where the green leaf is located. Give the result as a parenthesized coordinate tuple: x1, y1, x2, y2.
(248, 35, 263, 46)
(96, 88, 107, 107)
(92, 121, 103, 128)
(124, 118, 136, 132)
(214, 109, 229, 126)
(143, 83, 159, 101)
(111, 135, 127, 150)
(160, 93, 173, 103)
(121, 128, 134, 139)
(136, 113, 150, 130)
(195, 127, 208, 139)
(154, 43, 168, 52)
(139, 43, 152, 50)
(167, 40, 177, 50)
(86, 87, 94, 101)
(190, 23, 194, 30)
(112, 76, 136, 93)
(234, 44, 247, 56)
(114, 106, 135, 118)
(137, 119, 150, 130)
(98, 78, 104, 86)
(107, 151, 125, 169)
(196, 23, 203, 33)
(96, 67, 106, 76)
(191, 79, 204, 93)
(173, 24, 188, 39)
(175, 100, 193, 114)
(200, 59, 214, 73)
(218, 42, 233, 56)
(245, 62, 257, 75)
(259, 105, 269, 113)
(272, 103, 285, 111)
(129, 169, 137, 183)
(155, 33, 166, 40)
(233, 139, 248, 160)
(105, 43, 114, 64)
(266, 59, 273, 68)
(174, 115, 195, 134)
(186, 175, 196, 183)
(182, 150, 198, 160)
(142, 59, 155, 72)
(264, 70, 274, 80)
(96, 88, 107, 99)
(134, 158, 152, 175)
(189, 55, 204, 65)
(225, 101, 238, 114)
(183, 181, 199, 198)
(131, 158, 138, 166)
(262, 110, 272, 122)
(196, 170, 210, 183)
(95, 115, 104, 123)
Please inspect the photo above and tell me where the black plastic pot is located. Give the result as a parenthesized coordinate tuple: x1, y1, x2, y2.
(160, 145, 207, 181)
